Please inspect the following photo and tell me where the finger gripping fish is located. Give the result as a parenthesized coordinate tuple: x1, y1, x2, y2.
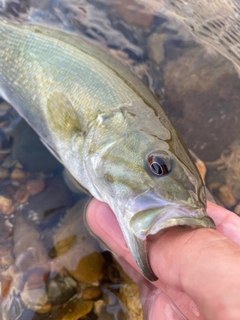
(0, 18, 215, 281)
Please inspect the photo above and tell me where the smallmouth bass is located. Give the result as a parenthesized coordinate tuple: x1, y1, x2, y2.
(0, 18, 215, 281)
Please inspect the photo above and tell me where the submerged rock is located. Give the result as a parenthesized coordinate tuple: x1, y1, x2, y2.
(68, 252, 105, 284)
(82, 286, 102, 301)
(56, 300, 93, 320)
(0, 195, 15, 215)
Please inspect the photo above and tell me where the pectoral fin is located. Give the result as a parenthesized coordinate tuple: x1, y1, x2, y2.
(46, 92, 82, 141)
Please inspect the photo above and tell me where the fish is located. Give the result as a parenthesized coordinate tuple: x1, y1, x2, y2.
(0, 18, 215, 281)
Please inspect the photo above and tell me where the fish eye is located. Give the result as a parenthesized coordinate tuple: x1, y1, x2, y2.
(147, 155, 169, 176)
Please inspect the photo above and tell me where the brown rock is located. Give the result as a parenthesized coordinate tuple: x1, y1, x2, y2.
(114, 0, 154, 27)
(93, 300, 107, 316)
(21, 288, 51, 313)
(0, 245, 14, 271)
(26, 179, 45, 196)
(0, 276, 12, 300)
(58, 300, 93, 320)
(54, 235, 77, 257)
(0, 167, 10, 180)
(234, 204, 240, 215)
(69, 252, 104, 283)
(21, 267, 51, 313)
(208, 182, 221, 193)
(115, 262, 142, 320)
(15, 162, 23, 169)
(11, 168, 30, 181)
(13, 184, 29, 204)
(82, 286, 102, 300)
(47, 271, 78, 305)
(119, 282, 142, 320)
(217, 185, 236, 208)
(23, 267, 48, 291)
(0, 195, 15, 215)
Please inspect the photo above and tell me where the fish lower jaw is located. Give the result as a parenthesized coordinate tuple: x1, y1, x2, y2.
(148, 216, 216, 236)
(130, 209, 216, 240)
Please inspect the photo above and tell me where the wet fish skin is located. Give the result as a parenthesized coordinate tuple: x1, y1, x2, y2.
(0, 18, 215, 281)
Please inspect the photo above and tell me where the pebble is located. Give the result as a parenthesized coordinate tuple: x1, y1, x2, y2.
(21, 288, 51, 313)
(234, 204, 240, 215)
(15, 162, 23, 169)
(54, 234, 77, 257)
(0, 245, 14, 271)
(69, 252, 104, 283)
(208, 182, 221, 193)
(82, 286, 102, 300)
(114, 0, 153, 27)
(23, 267, 48, 291)
(26, 179, 45, 196)
(93, 300, 107, 316)
(0, 167, 10, 180)
(148, 32, 165, 64)
(11, 168, 30, 181)
(13, 184, 29, 204)
(0, 195, 15, 215)
(58, 300, 93, 320)
(116, 262, 143, 320)
(0, 276, 12, 299)
(47, 272, 78, 305)
(119, 282, 142, 320)
(217, 185, 236, 208)
(21, 267, 51, 313)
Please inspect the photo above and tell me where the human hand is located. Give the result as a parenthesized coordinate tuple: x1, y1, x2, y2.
(86, 200, 240, 320)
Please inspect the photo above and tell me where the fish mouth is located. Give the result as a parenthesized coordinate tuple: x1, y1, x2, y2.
(130, 205, 216, 240)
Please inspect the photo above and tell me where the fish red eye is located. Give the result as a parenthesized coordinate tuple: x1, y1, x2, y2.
(148, 155, 169, 176)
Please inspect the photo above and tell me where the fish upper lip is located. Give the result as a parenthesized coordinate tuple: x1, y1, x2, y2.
(130, 205, 216, 240)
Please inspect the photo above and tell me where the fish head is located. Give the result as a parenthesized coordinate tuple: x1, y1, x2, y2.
(86, 107, 215, 280)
